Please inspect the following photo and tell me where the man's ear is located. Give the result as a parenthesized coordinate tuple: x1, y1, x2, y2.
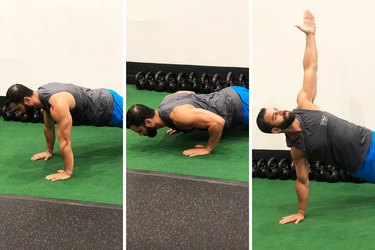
(271, 128, 281, 134)
(144, 118, 154, 127)
(23, 96, 32, 105)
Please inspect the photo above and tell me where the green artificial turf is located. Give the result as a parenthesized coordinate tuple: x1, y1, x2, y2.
(0, 119, 122, 205)
(126, 84, 249, 182)
(253, 178, 375, 249)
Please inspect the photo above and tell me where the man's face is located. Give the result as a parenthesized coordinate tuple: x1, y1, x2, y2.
(9, 103, 26, 114)
(263, 108, 295, 130)
(129, 125, 157, 138)
(9, 102, 34, 115)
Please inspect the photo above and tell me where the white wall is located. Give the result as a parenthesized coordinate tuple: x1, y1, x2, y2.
(127, 0, 249, 68)
(0, 0, 123, 94)
(253, 0, 375, 149)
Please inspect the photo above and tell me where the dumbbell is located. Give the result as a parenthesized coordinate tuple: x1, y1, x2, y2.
(13, 112, 22, 121)
(290, 162, 297, 180)
(20, 113, 29, 122)
(2, 106, 14, 121)
(145, 71, 155, 90)
(239, 73, 249, 88)
(226, 72, 234, 87)
(189, 72, 201, 93)
(278, 158, 291, 180)
(177, 72, 191, 90)
(135, 71, 147, 90)
(154, 71, 166, 92)
(308, 161, 315, 180)
(339, 169, 352, 182)
(325, 165, 339, 183)
(30, 109, 42, 123)
(257, 158, 268, 178)
(266, 157, 279, 179)
(252, 159, 259, 178)
(314, 161, 326, 182)
(201, 73, 213, 93)
(212, 74, 224, 92)
(226, 72, 249, 88)
(165, 72, 177, 92)
(38, 109, 44, 123)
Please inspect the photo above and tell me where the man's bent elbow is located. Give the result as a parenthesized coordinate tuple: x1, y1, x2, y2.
(214, 119, 225, 132)
(217, 117, 225, 128)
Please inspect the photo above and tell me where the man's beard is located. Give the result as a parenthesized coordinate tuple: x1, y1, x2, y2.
(146, 126, 157, 138)
(277, 111, 296, 129)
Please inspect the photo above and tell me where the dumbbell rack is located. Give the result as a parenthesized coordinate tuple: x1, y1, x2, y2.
(126, 61, 249, 94)
(1, 105, 44, 123)
(252, 157, 366, 183)
(134, 70, 248, 94)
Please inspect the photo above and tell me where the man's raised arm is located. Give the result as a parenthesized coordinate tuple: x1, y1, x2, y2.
(296, 10, 319, 109)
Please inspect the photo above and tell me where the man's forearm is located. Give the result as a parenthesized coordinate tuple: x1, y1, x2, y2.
(206, 123, 224, 152)
(44, 126, 55, 153)
(60, 142, 74, 175)
(303, 34, 318, 71)
(296, 180, 309, 216)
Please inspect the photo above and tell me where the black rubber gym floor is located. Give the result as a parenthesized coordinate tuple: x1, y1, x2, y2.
(126, 169, 249, 249)
(0, 195, 122, 249)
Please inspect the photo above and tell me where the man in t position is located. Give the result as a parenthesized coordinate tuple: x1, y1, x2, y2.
(5, 82, 123, 181)
(256, 10, 375, 224)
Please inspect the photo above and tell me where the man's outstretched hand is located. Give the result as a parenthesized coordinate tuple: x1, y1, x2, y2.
(279, 213, 305, 225)
(295, 10, 316, 35)
(183, 145, 211, 157)
(45, 170, 72, 181)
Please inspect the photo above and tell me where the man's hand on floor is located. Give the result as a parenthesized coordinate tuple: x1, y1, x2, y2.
(45, 170, 72, 181)
(183, 145, 211, 157)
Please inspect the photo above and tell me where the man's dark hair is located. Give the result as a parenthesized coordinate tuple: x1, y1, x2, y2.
(256, 108, 273, 133)
(126, 104, 155, 129)
(5, 84, 33, 106)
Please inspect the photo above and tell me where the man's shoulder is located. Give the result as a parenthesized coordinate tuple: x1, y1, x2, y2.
(169, 104, 195, 116)
(296, 101, 320, 111)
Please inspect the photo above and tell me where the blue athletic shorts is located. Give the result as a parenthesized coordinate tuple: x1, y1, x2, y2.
(352, 131, 375, 183)
(107, 89, 123, 128)
(231, 86, 249, 125)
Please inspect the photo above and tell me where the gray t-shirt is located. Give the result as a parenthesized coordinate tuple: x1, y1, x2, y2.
(286, 109, 372, 172)
(38, 82, 113, 126)
(157, 87, 243, 131)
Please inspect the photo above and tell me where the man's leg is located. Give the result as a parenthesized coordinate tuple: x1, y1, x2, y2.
(107, 89, 123, 128)
(352, 131, 375, 183)
(231, 86, 249, 125)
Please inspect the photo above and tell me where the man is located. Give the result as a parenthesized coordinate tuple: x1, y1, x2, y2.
(127, 85, 249, 157)
(5, 82, 123, 181)
(256, 10, 375, 225)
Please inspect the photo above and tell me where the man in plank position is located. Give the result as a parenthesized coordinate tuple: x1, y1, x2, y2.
(5, 82, 123, 181)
